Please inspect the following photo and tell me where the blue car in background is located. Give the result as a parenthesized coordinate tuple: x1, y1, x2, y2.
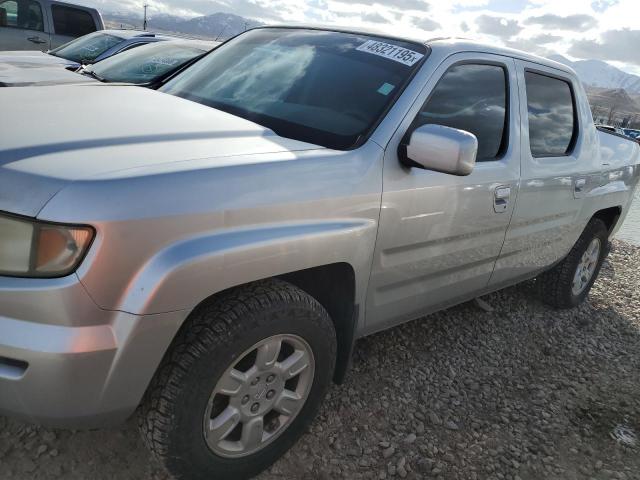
(0, 29, 177, 69)
(623, 128, 640, 140)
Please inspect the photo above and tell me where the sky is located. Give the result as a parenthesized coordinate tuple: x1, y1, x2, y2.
(83, 0, 640, 75)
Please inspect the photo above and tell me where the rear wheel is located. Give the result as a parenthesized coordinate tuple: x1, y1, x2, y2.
(139, 279, 336, 480)
(538, 218, 609, 309)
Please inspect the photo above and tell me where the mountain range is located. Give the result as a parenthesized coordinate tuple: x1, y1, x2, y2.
(550, 55, 640, 95)
(104, 12, 262, 40)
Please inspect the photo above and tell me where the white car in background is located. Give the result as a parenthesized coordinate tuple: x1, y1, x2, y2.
(0, 39, 218, 87)
(0, 29, 177, 69)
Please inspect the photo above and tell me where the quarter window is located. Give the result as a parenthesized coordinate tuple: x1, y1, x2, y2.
(413, 63, 508, 161)
(0, 0, 43, 31)
(525, 71, 576, 157)
(52, 5, 96, 37)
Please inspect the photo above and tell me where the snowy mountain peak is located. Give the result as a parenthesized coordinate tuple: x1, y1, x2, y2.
(104, 11, 262, 40)
(550, 55, 640, 95)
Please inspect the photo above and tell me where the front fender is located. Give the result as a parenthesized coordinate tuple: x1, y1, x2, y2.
(116, 219, 376, 315)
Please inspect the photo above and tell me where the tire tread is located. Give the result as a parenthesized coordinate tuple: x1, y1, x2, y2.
(138, 279, 336, 477)
(538, 218, 608, 309)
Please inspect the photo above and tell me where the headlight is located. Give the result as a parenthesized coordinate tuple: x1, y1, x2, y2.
(0, 213, 94, 278)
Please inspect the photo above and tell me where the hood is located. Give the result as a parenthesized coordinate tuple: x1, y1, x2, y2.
(0, 51, 80, 68)
(0, 63, 95, 87)
(0, 85, 323, 217)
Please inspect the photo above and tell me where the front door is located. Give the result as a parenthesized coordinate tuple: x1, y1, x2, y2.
(365, 53, 521, 333)
(0, 0, 49, 50)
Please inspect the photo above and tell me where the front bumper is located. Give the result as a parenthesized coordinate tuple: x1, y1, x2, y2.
(0, 274, 187, 428)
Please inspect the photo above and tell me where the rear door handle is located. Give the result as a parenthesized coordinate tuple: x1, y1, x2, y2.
(494, 186, 511, 213)
(27, 36, 47, 44)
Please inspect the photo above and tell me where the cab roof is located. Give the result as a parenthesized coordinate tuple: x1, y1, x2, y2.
(425, 37, 574, 75)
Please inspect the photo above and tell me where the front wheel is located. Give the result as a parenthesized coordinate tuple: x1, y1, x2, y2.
(139, 279, 337, 480)
(538, 218, 609, 309)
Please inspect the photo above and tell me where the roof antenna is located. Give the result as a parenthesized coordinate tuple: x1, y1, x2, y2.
(215, 25, 227, 41)
(143, 3, 148, 31)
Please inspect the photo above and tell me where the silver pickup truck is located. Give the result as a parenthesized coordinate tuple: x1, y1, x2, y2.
(0, 27, 639, 480)
(0, 0, 103, 50)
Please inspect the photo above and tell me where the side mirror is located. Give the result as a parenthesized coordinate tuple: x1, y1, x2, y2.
(400, 124, 478, 176)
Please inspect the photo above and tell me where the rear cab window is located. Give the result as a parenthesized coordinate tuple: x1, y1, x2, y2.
(412, 63, 509, 161)
(524, 71, 578, 157)
(52, 4, 96, 37)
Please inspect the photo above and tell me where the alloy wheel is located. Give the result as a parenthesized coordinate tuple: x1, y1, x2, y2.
(203, 334, 315, 458)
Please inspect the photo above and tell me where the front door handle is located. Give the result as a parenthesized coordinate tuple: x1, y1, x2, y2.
(27, 36, 47, 44)
(494, 186, 511, 213)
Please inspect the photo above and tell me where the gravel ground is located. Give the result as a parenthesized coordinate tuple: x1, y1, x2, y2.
(1, 241, 639, 480)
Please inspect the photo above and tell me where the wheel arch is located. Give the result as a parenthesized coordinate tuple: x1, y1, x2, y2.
(592, 206, 622, 235)
(156, 263, 359, 391)
(278, 263, 358, 384)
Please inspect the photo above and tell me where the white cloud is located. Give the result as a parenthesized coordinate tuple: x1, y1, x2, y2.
(79, 0, 639, 75)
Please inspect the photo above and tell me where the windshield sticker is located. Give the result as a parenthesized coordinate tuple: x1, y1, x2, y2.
(149, 56, 181, 66)
(356, 40, 424, 67)
(377, 82, 396, 96)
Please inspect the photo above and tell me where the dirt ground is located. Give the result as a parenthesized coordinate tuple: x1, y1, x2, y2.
(1, 241, 639, 480)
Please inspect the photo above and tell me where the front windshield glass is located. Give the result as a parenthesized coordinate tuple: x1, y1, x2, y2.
(86, 42, 206, 84)
(160, 28, 428, 150)
(49, 32, 124, 64)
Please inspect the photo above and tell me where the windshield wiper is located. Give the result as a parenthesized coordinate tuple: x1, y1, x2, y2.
(81, 69, 107, 83)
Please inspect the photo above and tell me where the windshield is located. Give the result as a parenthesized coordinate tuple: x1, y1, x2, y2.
(160, 28, 427, 150)
(49, 32, 124, 64)
(86, 42, 206, 84)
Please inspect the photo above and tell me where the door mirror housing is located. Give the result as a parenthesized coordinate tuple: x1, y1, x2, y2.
(400, 124, 478, 176)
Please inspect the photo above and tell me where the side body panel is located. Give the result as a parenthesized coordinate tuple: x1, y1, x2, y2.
(365, 52, 521, 334)
(590, 130, 640, 235)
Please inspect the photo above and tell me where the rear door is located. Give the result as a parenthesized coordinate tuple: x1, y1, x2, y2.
(49, 2, 97, 48)
(490, 61, 594, 286)
(0, 0, 49, 50)
(365, 53, 521, 332)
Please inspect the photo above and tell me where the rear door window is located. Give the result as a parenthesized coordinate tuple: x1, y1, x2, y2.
(524, 71, 577, 157)
(0, 0, 44, 31)
(413, 63, 508, 161)
(52, 4, 96, 37)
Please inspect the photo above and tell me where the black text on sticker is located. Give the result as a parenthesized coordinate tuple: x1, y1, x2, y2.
(356, 40, 424, 66)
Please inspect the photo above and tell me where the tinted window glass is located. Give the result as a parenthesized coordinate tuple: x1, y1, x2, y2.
(0, 1, 17, 27)
(525, 71, 576, 157)
(87, 42, 207, 84)
(414, 64, 507, 161)
(0, 0, 43, 31)
(52, 5, 96, 37)
(160, 28, 428, 150)
(49, 31, 123, 64)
